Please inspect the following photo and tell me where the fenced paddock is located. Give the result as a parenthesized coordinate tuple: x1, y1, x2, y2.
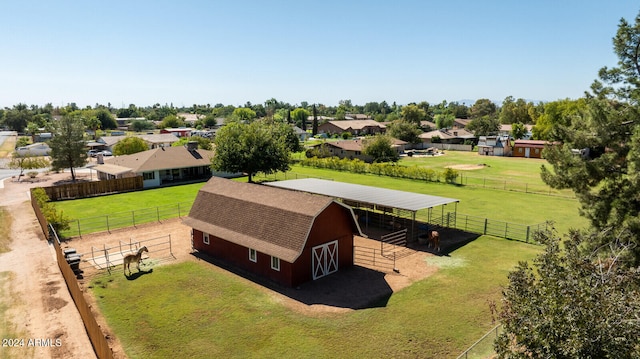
(80, 234, 176, 275)
(61, 201, 193, 238)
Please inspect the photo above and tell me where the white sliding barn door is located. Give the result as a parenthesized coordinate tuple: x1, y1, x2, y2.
(312, 240, 338, 280)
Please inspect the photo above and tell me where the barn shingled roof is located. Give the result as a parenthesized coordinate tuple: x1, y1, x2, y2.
(183, 177, 360, 263)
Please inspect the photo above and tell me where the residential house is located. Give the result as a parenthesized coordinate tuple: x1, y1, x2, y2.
(498, 124, 533, 139)
(95, 133, 181, 152)
(94, 142, 219, 188)
(418, 128, 476, 150)
(477, 136, 512, 156)
(292, 126, 310, 142)
(160, 128, 192, 137)
(183, 177, 362, 287)
(320, 138, 407, 162)
(317, 120, 386, 136)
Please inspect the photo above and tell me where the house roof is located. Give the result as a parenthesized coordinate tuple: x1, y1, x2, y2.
(93, 163, 133, 176)
(265, 178, 459, 212)
(514, 139, 558, 149)
(323, 120, 386, 131)
(419, 128, 475, 140)
(99, 134, 180, 147)
(499, 124, 534, 132)
(324, 138, 408, 151)
(183, 177, 360, 262)
(102, 145, 214, 173)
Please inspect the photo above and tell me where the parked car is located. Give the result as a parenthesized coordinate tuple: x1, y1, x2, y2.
(87, 149, 100, 157)
(100, 150, 113, 156)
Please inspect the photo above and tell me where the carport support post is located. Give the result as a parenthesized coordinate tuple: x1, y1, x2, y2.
(411, 211, 416, 242)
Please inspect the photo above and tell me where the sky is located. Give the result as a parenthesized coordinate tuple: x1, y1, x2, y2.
(1, 1, 639, 109)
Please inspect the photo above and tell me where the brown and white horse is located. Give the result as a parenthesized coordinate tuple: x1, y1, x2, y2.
(428, 231, 440, 252)
(123, 246, 148, 275)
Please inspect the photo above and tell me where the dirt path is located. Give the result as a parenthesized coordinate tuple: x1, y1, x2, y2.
(0, 172, 97, 359)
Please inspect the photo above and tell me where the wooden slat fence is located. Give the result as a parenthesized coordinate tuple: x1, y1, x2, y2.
(43, 176, 143, 201)
(50, 225, 115, 359)
(30, 194, 114, 359)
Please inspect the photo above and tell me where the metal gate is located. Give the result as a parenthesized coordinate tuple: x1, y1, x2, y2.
(312, 240, 338, 280)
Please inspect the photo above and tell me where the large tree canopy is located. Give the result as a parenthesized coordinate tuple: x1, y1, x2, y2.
(386, 120, 422, 144)
(211, 120, 292, 182)
(497, 11, 640, 357)
(113, 136, 149, 155)
(49, 115, 87, 182)
(496, 229, 640, 358)
(362, 135, 399, 163)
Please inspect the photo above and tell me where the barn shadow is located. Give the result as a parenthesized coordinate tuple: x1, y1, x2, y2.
(362, 224, 482, 257)
(408, 227, 482, 256)
(191, 252, 392, 310)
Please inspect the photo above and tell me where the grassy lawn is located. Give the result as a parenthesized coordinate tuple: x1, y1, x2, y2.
(91, 235, 539, 359)
(262, 165, 587, 236)
(55, 158, 586, 237)
(55, 183, 204, 220)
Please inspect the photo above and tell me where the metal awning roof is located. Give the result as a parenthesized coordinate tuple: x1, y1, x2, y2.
(265, 178, 458, 212)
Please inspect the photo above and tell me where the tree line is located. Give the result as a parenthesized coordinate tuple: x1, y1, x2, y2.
(0, 94, 596, 142)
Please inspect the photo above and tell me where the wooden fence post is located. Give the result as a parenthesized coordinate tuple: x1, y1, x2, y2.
(484, 218, 488, 235)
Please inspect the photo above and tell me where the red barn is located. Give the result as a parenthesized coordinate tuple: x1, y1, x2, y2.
(184, 177, 362, 287)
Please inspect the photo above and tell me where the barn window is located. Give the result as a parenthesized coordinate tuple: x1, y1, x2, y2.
(271, 256, 280, 271)
(249, 248, 257, 262)
(203, 233, 209, 245)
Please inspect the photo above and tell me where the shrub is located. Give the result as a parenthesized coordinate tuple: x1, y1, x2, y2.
(31, 188, 71, 232)
(443, 168, 459, 184)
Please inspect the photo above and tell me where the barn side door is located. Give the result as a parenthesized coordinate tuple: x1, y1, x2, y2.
(312, 240, 339, 280)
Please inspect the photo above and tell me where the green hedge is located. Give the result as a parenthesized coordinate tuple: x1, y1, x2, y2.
(299, 156, 457, 183)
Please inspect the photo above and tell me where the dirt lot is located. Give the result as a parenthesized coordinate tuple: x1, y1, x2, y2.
(0, 171, 97, 359)
(1, 170, 442, 358)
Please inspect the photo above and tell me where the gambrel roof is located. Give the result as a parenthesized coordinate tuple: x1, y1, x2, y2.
(183, 177, 361, 263)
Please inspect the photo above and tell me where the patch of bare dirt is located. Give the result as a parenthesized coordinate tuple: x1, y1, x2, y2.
(446, 163, 488, 170)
